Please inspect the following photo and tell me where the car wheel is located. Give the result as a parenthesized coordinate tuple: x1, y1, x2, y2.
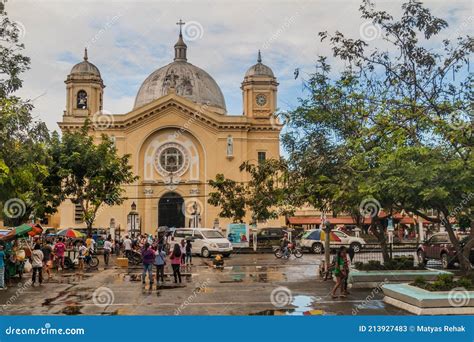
(441, 253, 452, 269)
(417, 250, 426, 266)
(223, 253, 231, 258)
(312, 242, 323, 254)
(350, 242, 362, 253)
(201, 247, 210, 258)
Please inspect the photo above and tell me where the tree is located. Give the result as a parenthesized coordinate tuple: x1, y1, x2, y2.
(208, 159, 291, 225)
(208, 174, 246, 223)
(284, 0, 473, 270)
(319, 0, 473, 272)
(53, 125, 138, 234)
(0, 6, 60, 226)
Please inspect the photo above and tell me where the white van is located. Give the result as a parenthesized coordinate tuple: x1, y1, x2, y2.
(171, 228, 233, 258)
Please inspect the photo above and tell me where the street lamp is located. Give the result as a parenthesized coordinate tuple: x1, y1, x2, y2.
(127, 202, 140, 238)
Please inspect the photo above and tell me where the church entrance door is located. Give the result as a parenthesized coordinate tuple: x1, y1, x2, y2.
(158, 192, 185, 228)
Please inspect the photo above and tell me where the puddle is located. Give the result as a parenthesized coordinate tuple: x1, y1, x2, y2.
(250, 295, 330, 316)
(353, 300, 385, 310)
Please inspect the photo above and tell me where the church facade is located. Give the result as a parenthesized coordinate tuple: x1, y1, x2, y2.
(53, 27, 283, 235)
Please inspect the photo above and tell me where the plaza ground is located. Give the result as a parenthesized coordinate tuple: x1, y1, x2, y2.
(0, 254, 411, 316)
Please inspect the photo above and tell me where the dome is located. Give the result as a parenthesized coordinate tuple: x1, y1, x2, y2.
(245, 51, 274, 77)
(70, 48, 101, 77)
(133, 30, 226, 113)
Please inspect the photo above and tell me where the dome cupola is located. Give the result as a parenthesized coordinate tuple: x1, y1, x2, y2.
(133, 20, 226, 114)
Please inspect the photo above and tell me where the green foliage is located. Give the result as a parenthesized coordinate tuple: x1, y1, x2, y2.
(0, 8, 60, 225)
(355, 256, 422, 271)
(208, 159, 292, 224)
(52, 124, 138, 232)
(284, 0, 473, 268)
(208, 174, 246, 223)
(412, 274, 473, 291)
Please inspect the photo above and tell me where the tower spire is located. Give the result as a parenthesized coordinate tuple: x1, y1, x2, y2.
(174, 19, 187, 62)
(84, 47, 88, 61)
(257, 50, 262, 63)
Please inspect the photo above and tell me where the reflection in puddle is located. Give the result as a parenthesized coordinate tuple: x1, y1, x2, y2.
(250, 295, 331, 316)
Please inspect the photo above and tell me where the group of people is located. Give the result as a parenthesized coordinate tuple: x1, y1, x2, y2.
(124, 234, 193, 286)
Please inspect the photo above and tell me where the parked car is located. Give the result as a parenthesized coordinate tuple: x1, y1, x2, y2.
(171, 228, 233, 258)
(416, 232, 474, 269)
(249, 227, 303, 248)
(299, 229, 366, 254)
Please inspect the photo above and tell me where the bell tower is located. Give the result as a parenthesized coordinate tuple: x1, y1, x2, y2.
(64, 48, 105, 118)
(241, 51, 278, 118)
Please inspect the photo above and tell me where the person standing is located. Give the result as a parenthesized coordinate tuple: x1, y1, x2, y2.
(185, 239, 192, 266)
(103, 237, 113, 266)
(53, 238, 66, 271)
(41, 240, 53, 280)
(141, 243, 155, 286)
(154, 245, 166, 284)
(0, 245, 6, 290)
(77, 241, 87, 272)
(169, 244, 182, 284)
(31, 244, 44, 286)
(123, 235, 132, 258)
(180, 239, 186, 266)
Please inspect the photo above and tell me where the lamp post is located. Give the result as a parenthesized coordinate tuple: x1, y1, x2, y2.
(127, 202, 140, 238)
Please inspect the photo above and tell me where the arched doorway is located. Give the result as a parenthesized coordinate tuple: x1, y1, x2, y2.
(158, 192, 185, 228)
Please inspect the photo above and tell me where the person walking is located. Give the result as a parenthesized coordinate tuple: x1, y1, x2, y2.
(154, 245, 166, 284)
(0, 245, 6, 290)
(103, 237, 113, 266)
(185, 239, 192, 265)
(141, 243, 155, 286)
(41, 240, 53, 280)
(53, 238, 66, 271)
(169, 244, 182, 284)
(331, 246, 348, 299)
(31, 244, 44, 286)
(123, 235, 132, 258)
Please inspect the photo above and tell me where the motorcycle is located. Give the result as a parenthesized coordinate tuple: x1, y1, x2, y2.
(274, 243, 303, 259)
(126, 249, 142, 266)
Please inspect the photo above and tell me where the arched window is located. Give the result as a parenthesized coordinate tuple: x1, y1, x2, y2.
(77, 90, 88, 109)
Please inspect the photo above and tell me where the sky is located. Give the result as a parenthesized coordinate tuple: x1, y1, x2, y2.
(5, 0, 474, 132)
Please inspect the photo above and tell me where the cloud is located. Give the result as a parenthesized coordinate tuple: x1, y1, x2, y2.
(6, 0, 473, 131)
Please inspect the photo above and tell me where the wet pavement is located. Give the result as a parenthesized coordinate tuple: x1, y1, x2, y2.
(0, 254, 411, 316)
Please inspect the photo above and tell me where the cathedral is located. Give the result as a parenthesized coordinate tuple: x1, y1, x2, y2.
(52, 24, 283, 235)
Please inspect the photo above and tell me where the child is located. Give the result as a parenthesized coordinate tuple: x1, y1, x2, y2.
(78, 241, 87, 272)
(31, 244, 44, 286)
(0, 245, 6, 290)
